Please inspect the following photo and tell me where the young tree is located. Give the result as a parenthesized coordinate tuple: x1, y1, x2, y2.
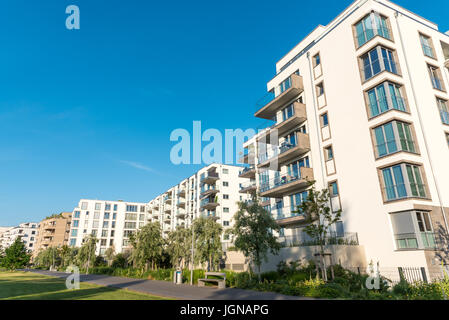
(1, 238, 31, 270)
(166, 226, 191, 269)
(295, 184, 342, 281)
(193, 217, 223, 272)
(77, 235, 97, 274)
(129, 222, 164, 271)
(228, 195, 281, 280)
(105, 245, 115, 267)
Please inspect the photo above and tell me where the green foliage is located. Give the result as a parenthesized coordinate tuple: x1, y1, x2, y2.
(1, 238, 31, 270)
(76, 235, 97, 272)
(193, 217, 223, 271)
(129, 222, 165, 271)
(111, 253, 128, 268)
(166, 226, 191, 269)
(228, 194, 281, 278)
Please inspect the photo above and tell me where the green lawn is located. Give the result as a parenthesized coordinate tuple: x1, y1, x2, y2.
(0, 271, 171, 300)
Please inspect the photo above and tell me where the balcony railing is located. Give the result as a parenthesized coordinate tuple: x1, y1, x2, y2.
(278, 232, 359, 248)
(200, 172, 219, 184)
(239, 181, 257, 193)
(394, 232, 439, 250)
(255, 74, 304, 119)
(260, 169, 310, 194)
(200, 198, 219, 209)
(383, 183, 427, 201)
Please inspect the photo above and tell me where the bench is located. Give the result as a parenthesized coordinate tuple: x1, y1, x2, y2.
(198, 272, 226, 289)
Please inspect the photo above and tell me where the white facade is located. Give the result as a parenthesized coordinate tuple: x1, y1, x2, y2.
(242, 0, 449, 278)
(0, 223, 38, 252)
(68, 199, 147, 255)
(147, 163, 251, 250)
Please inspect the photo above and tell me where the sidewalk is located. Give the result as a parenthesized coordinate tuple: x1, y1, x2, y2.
(27, 269, 310, 300)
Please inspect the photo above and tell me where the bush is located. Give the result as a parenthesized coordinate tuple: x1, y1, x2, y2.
(234, 272, 258, 289)
(260, 271, 280, 283)
(111, 254, 127, 269)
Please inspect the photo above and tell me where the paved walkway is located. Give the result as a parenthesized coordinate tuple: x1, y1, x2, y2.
(26, 269, 310, 300)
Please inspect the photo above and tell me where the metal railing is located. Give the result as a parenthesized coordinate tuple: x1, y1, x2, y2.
(240, 181, 257, 190)
(200, 198, 218, 207)
(278, 232, 359, 248)
(383, 183, 427, 201)
(258, 141, 298, 164)
(259, 171, 307, 193)
(200, 172, 219, 182)
(356, 26, 391, 47)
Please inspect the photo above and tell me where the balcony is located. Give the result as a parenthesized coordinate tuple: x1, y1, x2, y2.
(239, 166, 256, 179)
(176, 198, 186, 208)
(200, 172, 219, 184)
(200, 186, 220, 198)
(239, 181, 257, 194)
(238, 149, 256, 165)
(272, 210, 312, 228)
(255, 74, 304, 119)
(260, 167, 314, 198)
(278, 232, 359, 247)
(258, 133, 311, 169)
(164, 195, 172, 204)
(257, 103, 307, 144)
(445, 59, 449, 69)
(164, 215, 172, 223)
(176, 210, 186, 219)
(177, 188, 186, 197)
(200, 198, 219, 210)
(164, 206, 172, 213)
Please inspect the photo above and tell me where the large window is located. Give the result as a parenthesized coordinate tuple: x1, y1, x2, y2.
(355, 12, 391, 47)
(390, 211, 436, 250)
(419, 34, 435, 59)
(281, 104, 295, 122)
(373, 121, 416, 157)
(126, 205, 138, 212)
(366, 81, 406, 117)
(381, 163, 427, 201)
(287, 156, 310, 179)
(428, 65, 445, 91)
(289, 191, 308, 214)
(437, 98, 449, 125)
(361, 46, 398, 81)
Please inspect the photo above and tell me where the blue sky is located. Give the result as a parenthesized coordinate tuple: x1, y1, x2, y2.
(0, 0, 448, 226)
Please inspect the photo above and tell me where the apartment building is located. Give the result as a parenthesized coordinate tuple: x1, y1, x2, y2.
(68, 199, 147, 255)
(0, 223, 38, 252)
(241, 0, 449, 279)
(147, 164, 251, 249)
(33, 212, 72, 256)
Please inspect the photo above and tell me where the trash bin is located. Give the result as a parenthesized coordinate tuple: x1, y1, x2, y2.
(174, 270, 182, 284)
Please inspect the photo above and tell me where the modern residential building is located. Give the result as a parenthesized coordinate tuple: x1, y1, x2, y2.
(241, 0, 449, 280)
(0, 223, 38, 252)
(33, 212, 72, 256)
(68, 199, 147, 255)
(147, 163, 251, 250)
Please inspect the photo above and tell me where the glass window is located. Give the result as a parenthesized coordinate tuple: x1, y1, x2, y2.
(113, 204, 118, 211)
(281, 104, 295, 122)
(367, 81, 406, 117)
(382, 164, 426, 201)
(373, 121, 415, 157)
(437, 98, 449, 125)
(355, 12, 391, 47)
(223, 207, 230, 213)
(321, 113, 329, 127)
(446, 133, 449, 147)
(289, 191, 308, 214)
(81, 202, 88, 210)
(419, 34, 435, 58)
(223, 168, 229, 174)
(126, 205, 138, 212)
(95, 203, 101, 210)
(74, 211, 80, 218)
(361, 46, 398, 81)
(70, 239, 76, 246)
(428, 65, 445, 91)
(329, 182, 339, 197)
(313, 54, 320, 66)
(72, 220, 79, 228)
(325, 146, 334, 161)
(71, 229, 78, 237)
(104, 212, 110, 220)
(105, 204, 111, 211)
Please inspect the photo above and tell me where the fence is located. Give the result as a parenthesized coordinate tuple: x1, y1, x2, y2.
(278, 232, 359, 248)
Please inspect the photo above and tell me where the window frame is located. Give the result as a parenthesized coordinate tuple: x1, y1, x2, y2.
(353, 11, 393, 49)
(359, 45, 400, 82)
(364, 80, 409, 119)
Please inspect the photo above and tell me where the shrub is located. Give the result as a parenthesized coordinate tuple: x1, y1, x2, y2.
(260, 271, 280, 283)
(111, 254, 127, 269)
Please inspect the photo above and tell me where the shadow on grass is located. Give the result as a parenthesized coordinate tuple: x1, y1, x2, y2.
(0, 277, 68, 299)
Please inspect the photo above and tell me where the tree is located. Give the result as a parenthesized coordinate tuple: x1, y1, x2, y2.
(1, 238, 31, 270)
(295, 183, 342, 282)
(105, 245, 115, 267)
(166, 226, 191, 269)
(34, 247, 60, 270)
(129, 222, 164, 271)
(193, 216, 223, 272)
(77, 235, 97, 274)
(228, 195, 281, 280)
